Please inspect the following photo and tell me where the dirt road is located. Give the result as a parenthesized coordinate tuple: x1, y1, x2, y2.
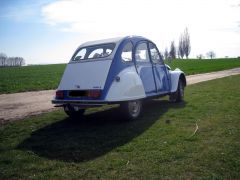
(0, 90, 56, 125)
(0, 67, 240, 125)
(186, 68, 240, 85)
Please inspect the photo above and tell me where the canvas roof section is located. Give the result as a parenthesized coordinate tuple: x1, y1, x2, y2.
(80, 37, 125, 47)
(78, 35, 149, 48)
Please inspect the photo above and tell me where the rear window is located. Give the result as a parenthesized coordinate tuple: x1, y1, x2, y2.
(72, 43, 115, 61)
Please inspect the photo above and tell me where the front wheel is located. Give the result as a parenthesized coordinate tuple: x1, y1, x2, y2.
(120, 100, 142, 120)
(64, 105, 85, 120)
(169, 79, 184, 102)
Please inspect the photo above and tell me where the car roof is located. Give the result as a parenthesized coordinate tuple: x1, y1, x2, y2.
(81, 37, 124, 47)
(79, 36, 149, 47)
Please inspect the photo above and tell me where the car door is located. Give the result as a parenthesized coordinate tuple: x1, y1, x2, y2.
(134, 42, 157, 95)
(149, 42, 170, 94)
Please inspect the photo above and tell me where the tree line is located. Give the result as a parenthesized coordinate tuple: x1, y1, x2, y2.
(164, 28, 216, 60)
(197, 51, 216, 59)
(0, 53, 25, 67)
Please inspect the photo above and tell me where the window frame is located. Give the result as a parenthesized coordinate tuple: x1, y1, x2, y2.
(134, 41, 151, 63)
(148, 42, 164, 65)
(121, 41, 134, 63)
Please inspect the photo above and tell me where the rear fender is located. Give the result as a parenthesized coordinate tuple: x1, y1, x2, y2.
(106, 66, 146, 101)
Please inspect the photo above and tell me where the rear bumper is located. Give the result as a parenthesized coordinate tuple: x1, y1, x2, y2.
(52, 99, 109, 106)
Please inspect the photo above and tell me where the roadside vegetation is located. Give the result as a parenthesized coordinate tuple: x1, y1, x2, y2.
(0, 75, 239, 179)
(0, 58, 240, 94)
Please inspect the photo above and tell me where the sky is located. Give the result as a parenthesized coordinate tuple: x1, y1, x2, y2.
(0, 0, 239, 64)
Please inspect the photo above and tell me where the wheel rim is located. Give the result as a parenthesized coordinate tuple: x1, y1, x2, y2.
(128, 101, 141, 117)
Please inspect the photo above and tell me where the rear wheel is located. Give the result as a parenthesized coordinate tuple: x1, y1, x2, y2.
(169, 79, 184, 102)
(64, 105, 85, 119)
(120, 100, 142, 120)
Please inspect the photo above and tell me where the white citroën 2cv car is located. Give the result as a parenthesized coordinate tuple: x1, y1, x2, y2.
(52, 36, 186, 120)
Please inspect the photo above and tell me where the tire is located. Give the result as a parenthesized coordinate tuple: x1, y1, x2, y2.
(169, 79, 184, 103)
(64, 105, 85, 120)
(120, 100, 142, 120)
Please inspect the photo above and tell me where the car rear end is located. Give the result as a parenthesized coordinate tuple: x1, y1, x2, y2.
(52, 40, 121, 110)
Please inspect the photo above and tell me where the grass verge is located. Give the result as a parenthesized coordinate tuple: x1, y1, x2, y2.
(0, 75, 240, 179)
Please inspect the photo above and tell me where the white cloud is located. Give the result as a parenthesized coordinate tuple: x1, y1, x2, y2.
(41, 0, 240, 58)
(0, 1, 52, 22)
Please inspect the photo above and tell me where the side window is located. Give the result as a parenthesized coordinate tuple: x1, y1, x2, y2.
(135, 42, 150, 62)
(121, 42, 133, 62)
(106, 49, 113, 55)
(149, 43, 163, 65)
(88, 48, 104, 59)
(73, 48, 86, 61)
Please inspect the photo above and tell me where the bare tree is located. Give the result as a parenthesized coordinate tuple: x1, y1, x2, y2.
(183, 28, 191, 58)
(8, 57, 15, 66)
(14, 57, 25, 66)
(206, 51, 216, 59)
(20, 57, 25, 66)
(196, 54, 204, 59)
(164, 48, 169, 60)
(177, 49, 180, 59)
(178, 28, 191, 59)
(0, 53, 7, 67)
(178, 35, 185, 59)
(169, 41, 176, 60)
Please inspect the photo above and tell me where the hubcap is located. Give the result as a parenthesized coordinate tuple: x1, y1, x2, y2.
(128, 101, 141, 117)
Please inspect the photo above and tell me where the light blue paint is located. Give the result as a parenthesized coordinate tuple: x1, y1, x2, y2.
(138, 65, 156, 94)
(154, 65, 170, 92)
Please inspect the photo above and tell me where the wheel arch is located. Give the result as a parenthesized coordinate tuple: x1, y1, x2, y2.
(170, 69, 187, 93)
(179, 73, 187, 87)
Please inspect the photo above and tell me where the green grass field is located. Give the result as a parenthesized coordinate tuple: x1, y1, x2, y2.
(0, 58, 239, 94)
(165, 58, 240, 75)
(0, 75, 239, 179)
(0, 64, 66, 94)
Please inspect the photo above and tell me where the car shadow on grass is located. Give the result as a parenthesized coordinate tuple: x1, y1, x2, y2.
(18, 99, 186, 163)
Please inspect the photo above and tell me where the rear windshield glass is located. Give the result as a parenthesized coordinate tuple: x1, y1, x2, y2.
(72, 43, 115, 61)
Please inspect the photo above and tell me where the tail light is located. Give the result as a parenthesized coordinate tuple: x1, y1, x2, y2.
(87, 90, 101, 98)
(56, 90, 64, 99)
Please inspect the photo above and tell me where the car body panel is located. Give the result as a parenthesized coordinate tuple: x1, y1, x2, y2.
(58, 59, 112, 91)
(105, 66, 146, 101)
(153, 64, 171, 93)
(169, 68, 186, 93)
(137, 64, 156, 95)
